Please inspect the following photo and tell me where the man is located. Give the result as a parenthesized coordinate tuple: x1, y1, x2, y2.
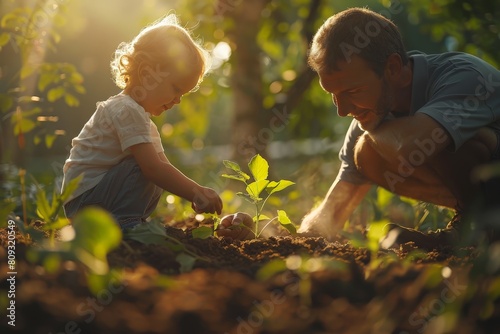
(297, 7, 500, 248)
(221, 7, 500, 248)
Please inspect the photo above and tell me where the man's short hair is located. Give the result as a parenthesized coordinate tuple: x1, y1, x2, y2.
(308, 7, 408, 76)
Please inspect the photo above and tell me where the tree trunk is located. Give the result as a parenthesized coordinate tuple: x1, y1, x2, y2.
(227, 0, 269, 165)
(270, 0, 322, 128)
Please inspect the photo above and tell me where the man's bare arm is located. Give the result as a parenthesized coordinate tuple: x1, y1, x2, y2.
(367, 113, 452, 162)
(298, 178, 371, 238)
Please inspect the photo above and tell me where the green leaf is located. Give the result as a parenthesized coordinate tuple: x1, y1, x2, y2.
(277, 210, 296, 235)
(42, 217, 70, 231)
(61, 174, 83, 201)
(236, 192, 259, 204)
(366, 220, 390, 253)
(213, 217, 220, 231)
(15, 107, 42, 118)
(1, 7, 31, 29)
(70, 71, 84, 84)
(221, 173, 247, 182)
(246, 179, 270, 199)
(376, 188, 393, 208)
(72, 207, 122, 265)
(266, 180, 295, 195)
(74, 248, 109, 275)
(248, 154, 268, 181)
(222, 160, 250, 180)
(254, 214, 271, 221)
(64, 93, 79, 107)
(35, 190, 52, 222)
(192, 226, 213, 239)
(38, 71, 57, 91)
(45, 133, 57, 148)
(47, 86, 65, 102)
(74, 84, 86, 94)
(13, 118, 35, 135)
(123, 220, 167, 245)
(223, 159, 242, 173)
(176, 253, 197, 273)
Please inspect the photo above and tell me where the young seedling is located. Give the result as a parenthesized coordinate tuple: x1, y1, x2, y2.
(221, 154, 296, 238)
(33, 174, 83, 246)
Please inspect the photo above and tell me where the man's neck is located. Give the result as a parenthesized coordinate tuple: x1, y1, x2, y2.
(392, 58, 414, 116)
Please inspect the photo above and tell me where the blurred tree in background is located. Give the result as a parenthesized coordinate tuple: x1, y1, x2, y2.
(0, 0, 85, 167)
(405, 0, 499, 67)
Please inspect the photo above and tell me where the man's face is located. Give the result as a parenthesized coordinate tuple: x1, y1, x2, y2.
(318, 56, 394, 132)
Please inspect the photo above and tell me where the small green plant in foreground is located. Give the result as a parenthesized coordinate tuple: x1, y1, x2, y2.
(221, 154, 296, 238)
(26, 206, 123, 294)
(257, 254, 347, 306)
(33, 174, 83, 246)
(123, 220, 206, 273)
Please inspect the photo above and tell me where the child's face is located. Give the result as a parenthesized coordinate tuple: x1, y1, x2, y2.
(136, 68, 200, 116)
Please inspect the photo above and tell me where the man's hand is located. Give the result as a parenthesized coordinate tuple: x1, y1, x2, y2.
(216, 212, 255, 240)
(298, 180, 372, 240)
(298, 204, 340, 239)
(192, 186, 223, 215)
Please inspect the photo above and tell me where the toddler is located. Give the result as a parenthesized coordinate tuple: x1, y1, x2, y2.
(61, 14, 222, 229)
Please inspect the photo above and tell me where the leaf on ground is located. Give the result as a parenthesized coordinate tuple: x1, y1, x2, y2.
(123, 220, 167, 245)
(192, 226, 213, 239)
(176, 253, 197, 273)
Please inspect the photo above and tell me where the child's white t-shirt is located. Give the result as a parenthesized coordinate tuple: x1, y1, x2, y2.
(62, 93, 164, 203)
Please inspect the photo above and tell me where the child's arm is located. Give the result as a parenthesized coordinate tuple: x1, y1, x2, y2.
(130, 142, 222, 214)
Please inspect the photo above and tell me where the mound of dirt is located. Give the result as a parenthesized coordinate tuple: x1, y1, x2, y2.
(0, 222, 498, 334)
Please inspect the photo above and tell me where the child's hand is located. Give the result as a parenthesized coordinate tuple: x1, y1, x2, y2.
(216, 212, 254, 240)
(192, 186, 223, 215)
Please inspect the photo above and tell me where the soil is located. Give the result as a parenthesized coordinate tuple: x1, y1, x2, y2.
(1, 218, 499, 334)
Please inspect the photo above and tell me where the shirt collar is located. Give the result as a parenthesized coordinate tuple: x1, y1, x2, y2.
(410, 53, 429, 115)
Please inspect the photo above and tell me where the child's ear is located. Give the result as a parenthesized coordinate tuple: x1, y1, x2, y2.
(137, 63, 152, 86)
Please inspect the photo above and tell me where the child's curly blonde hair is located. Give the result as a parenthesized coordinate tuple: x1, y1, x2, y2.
(110, 14, 211, 90)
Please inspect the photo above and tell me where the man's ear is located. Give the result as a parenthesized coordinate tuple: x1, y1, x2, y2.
(384, 53, 403, 81)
